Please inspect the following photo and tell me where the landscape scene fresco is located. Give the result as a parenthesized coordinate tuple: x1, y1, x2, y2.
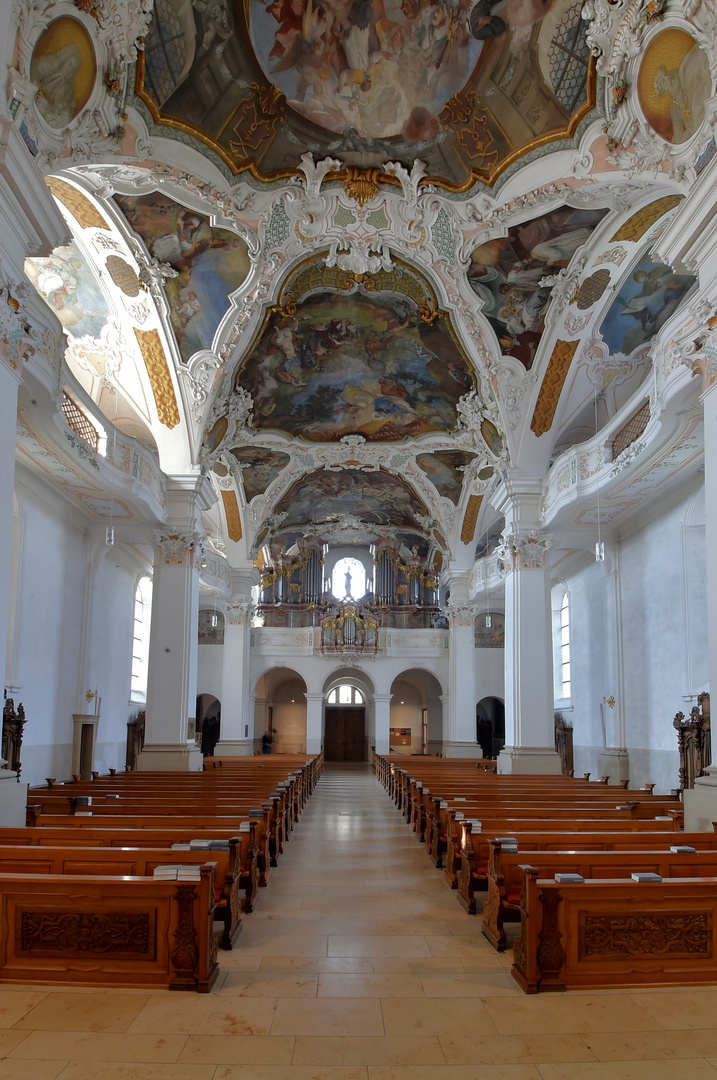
(598, 255, 694, 358)
(229, 447, 290, 501)
(114, 193, 250, 362)
(274, 469, 428, 532)
(237, 290, 473, 442)
(416, 450, 477, 505)
(468, 204, 610, 369)
(25, 242, 109, 340)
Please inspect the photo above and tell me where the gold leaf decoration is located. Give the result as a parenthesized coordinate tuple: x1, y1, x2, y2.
(531, 339, 579, 437)
(106, 255, 141, 297)
(343, 168, 381, 207)
(45, 177, 110, 230)
(134, 328, 180, 429)
(461, 494, 483, 544)
(221, 489, 243, 542)
(609, 195, 683, 242)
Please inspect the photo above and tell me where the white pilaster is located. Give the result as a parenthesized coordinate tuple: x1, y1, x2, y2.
(304, 692, 324, 754)
(214, 592, 253, 756)
(139, 477, 214, 771)
(372, 693, 392, 755)
(444, 578, 479, 755)
(492, 478, 561, 774)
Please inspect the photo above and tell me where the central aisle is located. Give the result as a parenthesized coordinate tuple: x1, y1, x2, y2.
(3, 764, 717, 1079)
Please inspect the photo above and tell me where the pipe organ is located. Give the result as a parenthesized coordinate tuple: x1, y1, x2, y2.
(256, 541, 441, 633)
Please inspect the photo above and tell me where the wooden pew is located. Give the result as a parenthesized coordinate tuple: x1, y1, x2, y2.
(433, 802, 681, 876)
(0, 841, 248, 950)
(441, 800, 682, 886)
(11, 820, 263, 907)
(26, 807, 274, 891)
(482, 841, 717, 949)
(512, 868, 717, 993)
(455, 820, 699, 911)
(0, 864, 218, 991)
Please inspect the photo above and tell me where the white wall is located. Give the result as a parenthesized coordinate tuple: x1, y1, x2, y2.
(10, 470, 143, 784)
(565, 482, 707, 791)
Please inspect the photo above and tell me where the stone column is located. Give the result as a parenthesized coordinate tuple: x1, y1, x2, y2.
(304, 692, 324, 754)
(139, 477, 214, 771)
(492, 478, 561, 774)
(214, 596, 253, 757)
(372, 693, 392, 756)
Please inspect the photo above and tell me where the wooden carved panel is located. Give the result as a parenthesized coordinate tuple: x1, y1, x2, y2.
(580, 912, 711, 958)
(19, 910, 153, 955)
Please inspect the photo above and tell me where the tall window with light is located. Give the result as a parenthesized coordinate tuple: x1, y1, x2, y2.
(130, 575, 153, 703)
(559, 589, 571, 701)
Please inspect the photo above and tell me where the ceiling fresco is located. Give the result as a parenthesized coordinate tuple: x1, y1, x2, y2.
(229, 446, 291, 501)
(134, 0, 596, 188)
(273, 468, 429, 539)
(113, 192, 251, 361)
(234, 277, 474, 442)
(597, 256, 695, 360)
(25, 242, 110, 341)
(468, 203, 610, 369)
(416, 450, 479, 505)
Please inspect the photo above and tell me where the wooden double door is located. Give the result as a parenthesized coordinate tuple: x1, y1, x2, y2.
(324, 708, 365, 761)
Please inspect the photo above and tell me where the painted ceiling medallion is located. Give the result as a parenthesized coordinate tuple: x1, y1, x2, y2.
(134, 0, 597, 188)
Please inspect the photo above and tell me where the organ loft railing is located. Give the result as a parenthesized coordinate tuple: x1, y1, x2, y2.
(2, 691, 26, 780)
(674, 691, 710, 791)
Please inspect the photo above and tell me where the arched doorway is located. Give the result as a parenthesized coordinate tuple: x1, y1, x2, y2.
(324, 682, 366, 761)
(322, 669, 375, 761)
(196, 694, 221, 756)
(390, 670, 444, 755)
(255, 669, 309, 754)
(476, 696, 505, 759)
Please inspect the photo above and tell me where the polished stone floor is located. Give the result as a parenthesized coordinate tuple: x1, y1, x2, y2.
(2, 763, 717, 1079)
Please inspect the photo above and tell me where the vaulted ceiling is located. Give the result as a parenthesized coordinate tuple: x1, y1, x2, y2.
(10, 0, 715, 571)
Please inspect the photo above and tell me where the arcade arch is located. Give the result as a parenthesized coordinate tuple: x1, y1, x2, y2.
(389, 670, 444, 756)
(254, 667, 308, 754)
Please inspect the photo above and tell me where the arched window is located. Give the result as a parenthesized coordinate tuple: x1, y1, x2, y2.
(331, 557, 367, 601)
(130, 575, 153, 703)
(327, 684, 365, 705)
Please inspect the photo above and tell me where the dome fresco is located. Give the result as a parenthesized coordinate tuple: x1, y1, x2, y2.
(135, 0, 596, 187)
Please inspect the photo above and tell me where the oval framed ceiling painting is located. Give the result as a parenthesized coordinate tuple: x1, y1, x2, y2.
(637, 28, 711, 144)
(30, 17, 96, 129)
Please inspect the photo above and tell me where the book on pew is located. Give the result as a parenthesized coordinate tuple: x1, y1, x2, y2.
(153, 865, 180, 879)
(239, 822, 251, 832)
(208, 840, 230, 850)
(249, 809, 263, 817)
(177, 866, 202, 880)
(171, 843, 191, 850)
(495, 837, 518, 851)
(554, 873, 584, 884)
(189, 840, 211, 850)
(670, 845, 696, 853)
(454, 812, 464, 820)
(631, 872, 662, 882)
